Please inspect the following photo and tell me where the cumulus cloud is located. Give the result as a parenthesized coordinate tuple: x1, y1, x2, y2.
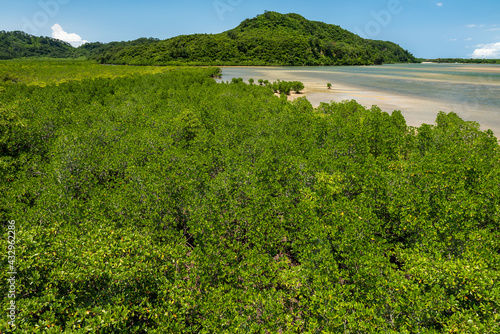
(51, 24, 89, 47)
(471, 42, 500, 58)
(436, 3, 443, 6)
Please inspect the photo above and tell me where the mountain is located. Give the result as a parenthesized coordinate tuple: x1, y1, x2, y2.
(0, 12, 417, 66)
(0, 31, 75, 59)
(95, 12, 417, 66)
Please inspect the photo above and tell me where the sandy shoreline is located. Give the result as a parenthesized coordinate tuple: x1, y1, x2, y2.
(218, 66, 500, 136)
(285, 82, 450, 127)
(290, 82, 500, 135)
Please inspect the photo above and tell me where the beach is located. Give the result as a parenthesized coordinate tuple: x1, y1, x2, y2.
(218, 65, 500, 136)
(286, 80, 498, 133)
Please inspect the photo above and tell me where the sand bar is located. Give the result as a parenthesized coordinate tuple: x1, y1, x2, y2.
(218, 66, 500, 136)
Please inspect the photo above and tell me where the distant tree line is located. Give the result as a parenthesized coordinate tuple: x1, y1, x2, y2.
(419, 58, 500, 64)
(0, 30, 159, 60)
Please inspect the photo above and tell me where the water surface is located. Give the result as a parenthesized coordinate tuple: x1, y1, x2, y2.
(218, 64, 500, 135)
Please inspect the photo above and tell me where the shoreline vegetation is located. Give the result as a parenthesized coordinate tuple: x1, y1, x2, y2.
(418, 58, 500, 64)
(2, 60, 500, 333)
(0, 58, 174, 86)
(2, 59, 500, 137)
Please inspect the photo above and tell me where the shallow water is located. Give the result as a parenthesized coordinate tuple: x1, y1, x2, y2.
(218, 64, 500, 136)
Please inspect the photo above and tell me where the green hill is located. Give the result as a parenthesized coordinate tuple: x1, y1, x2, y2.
(0, 12, 416, 66)
(96, 11, 417, 66)
(0, 31, 75, 59)
(0, 30, 159, 61)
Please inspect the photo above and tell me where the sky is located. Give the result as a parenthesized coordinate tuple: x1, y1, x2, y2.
(1, 0, 500, 58)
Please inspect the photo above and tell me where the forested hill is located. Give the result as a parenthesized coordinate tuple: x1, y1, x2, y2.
(97, 12, 417, 66)
(0, 31, 74, 59)
(0, 30, 159, 60)
(0, 12, 416, 66)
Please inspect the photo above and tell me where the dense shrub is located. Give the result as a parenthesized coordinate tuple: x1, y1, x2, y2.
(1, 63, 499, 333)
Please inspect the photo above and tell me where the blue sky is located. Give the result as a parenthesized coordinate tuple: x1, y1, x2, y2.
(1, 0, 500, 58)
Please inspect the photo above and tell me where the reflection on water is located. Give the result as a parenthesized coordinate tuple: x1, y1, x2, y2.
(218, 64, 500, 136)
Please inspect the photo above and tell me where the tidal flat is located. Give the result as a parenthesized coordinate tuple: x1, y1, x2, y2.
(218, 64, 500, 135)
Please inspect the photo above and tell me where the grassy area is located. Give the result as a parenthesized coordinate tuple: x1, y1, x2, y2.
(0, 58, 175, 86)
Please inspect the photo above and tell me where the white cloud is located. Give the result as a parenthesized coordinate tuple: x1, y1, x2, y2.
(466, 24, 485, 28)
(471, 42, 500, 58)
(51, 24, 89, 47)
(436, 2, 443, 6)
(465, 38, 473, 41)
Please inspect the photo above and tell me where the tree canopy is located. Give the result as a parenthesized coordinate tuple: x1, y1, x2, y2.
(0, 31, 74, 59)
(97, 12, 416, 66)
(1, 60, 499, 333)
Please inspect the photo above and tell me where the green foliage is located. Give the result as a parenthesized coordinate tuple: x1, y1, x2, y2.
(0, 30, 161, 61)
(421, 58, 500, 64)
(1, 13, 416, 67)
(291, 81, 304, 93)
(0, 58, 174, 86)
(0, 31, 75, 59)
(264, 79, 305, 95)
(231, 77, 244, 84)
(0, 73, 19, 83)
(292, 96, 313, 113)
(97, 12, 417, 66)
(1, 63, 499, 333)
(76, 38, 160, 60)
